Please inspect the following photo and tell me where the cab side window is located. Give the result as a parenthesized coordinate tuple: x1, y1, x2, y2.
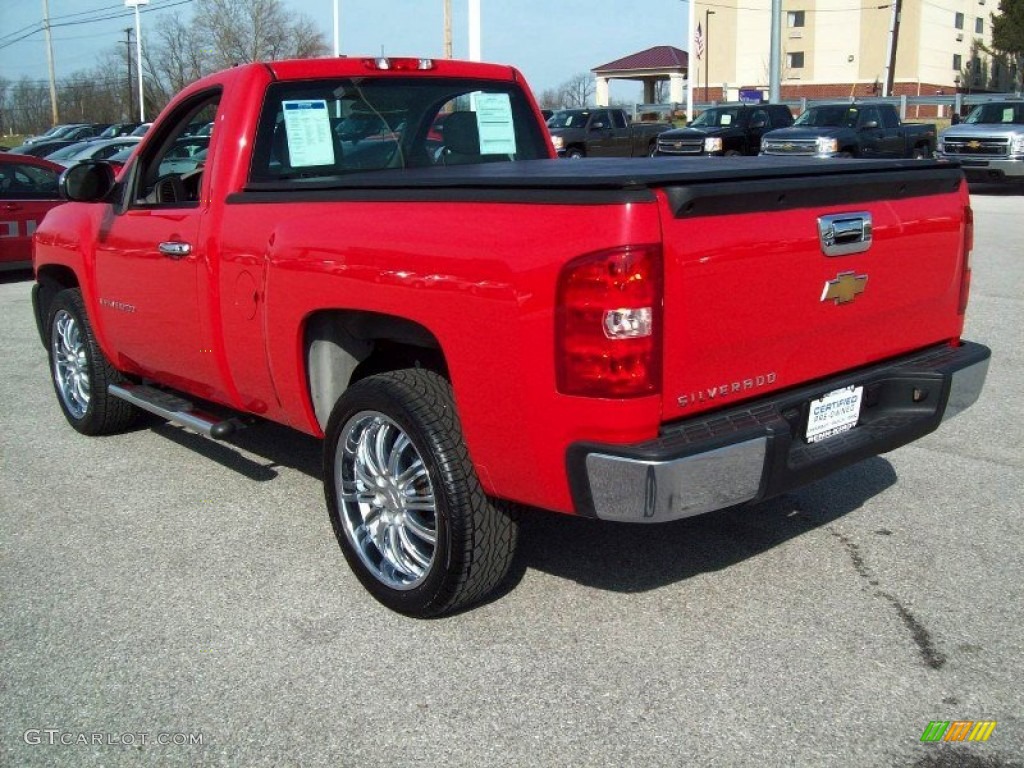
(128, 90, 220, 207)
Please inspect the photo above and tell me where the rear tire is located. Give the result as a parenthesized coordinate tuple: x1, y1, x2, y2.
(47, 289, 136, 435)
(324, 369, 519, 617)
(565, 147, 584, 159)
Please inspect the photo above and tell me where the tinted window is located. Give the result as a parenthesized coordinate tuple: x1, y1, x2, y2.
(0, 161, 60, 199)
(611, 111, 627, 129)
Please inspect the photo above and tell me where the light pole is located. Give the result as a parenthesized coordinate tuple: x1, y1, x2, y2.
(123, 28, 134, 122)
(125, 0, 149, 122)
(333, 0, 340, 56)
(705, 9, 715, 103)
(469, 0, 481, 61)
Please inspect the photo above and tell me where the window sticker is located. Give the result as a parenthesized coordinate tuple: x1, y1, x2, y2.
(475, 92, 517, 155)
(1003, 108, 1014, 123)
(282, 99, 335, 167)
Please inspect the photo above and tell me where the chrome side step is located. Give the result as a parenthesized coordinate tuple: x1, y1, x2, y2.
(109, 383, 241, 440)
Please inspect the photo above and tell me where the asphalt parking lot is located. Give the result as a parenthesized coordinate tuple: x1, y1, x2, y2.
(2, 185, 1022, 768)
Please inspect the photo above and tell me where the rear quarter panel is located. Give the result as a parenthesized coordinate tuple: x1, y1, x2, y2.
(218, 198, 665, 514)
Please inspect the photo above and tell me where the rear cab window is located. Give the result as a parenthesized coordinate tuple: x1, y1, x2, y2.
(248, 76, 549, 185)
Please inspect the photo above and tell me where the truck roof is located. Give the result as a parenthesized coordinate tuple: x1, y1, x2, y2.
(264, 56, 521, 83)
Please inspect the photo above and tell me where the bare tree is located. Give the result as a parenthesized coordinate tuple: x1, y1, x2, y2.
(559, 73, 595, 108)
(196, 0, 328, 68)
(4, 0, 330, 134)
(536, 88, 563, 109)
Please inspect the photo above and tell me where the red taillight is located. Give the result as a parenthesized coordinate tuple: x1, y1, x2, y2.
(958, 205, 973, 315)
(363, 57, 435, 71)
(556, 245, 662, 397)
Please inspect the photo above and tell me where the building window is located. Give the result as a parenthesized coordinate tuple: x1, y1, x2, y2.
(975, 17, 984, 33)
(953, 53, 962, 70)
(955, 12, 964, 29)
(787, 11, 805, 27)
(787, 51, 805, 69)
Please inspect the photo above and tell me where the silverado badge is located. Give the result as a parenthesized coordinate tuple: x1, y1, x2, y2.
(821, 271, 868, 305)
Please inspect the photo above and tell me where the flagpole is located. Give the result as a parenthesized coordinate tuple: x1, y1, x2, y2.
(687, 0, 696, 122)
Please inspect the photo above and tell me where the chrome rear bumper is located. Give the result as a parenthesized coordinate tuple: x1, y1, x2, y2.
(569, 341, 990, 523)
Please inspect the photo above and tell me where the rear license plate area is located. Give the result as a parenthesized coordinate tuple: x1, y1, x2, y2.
(805, 385, 864, 443)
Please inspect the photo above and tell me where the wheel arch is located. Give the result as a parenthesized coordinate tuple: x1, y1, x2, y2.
(304, 309, 448, 431)
(32, 265, 81, 347)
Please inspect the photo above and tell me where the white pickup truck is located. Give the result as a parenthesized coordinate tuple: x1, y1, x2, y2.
(937, 100, 1024, 184)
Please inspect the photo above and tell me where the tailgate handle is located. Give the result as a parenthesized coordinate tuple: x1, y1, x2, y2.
(818, 212, 872, 256)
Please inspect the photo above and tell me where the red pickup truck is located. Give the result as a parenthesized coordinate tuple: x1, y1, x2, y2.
(32, 57, 989, 617)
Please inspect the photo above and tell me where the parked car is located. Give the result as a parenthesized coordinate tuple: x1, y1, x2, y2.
(157, 136, 209, 176)
(936, 99, 1024, 184)
(21, 123, 88, 145)
(760, 102, 935, 158)
(7, 139, 81, 158)
(45, 137, 143, 167)
(655, 104, 793, 156)
(547, 108, 669, 158)
(0, 153, 63, 270)
(130, 123, 152, 136)
(99, 122, 142, 138)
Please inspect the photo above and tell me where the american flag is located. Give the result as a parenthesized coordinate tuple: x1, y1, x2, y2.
(694, 22, 705, 61)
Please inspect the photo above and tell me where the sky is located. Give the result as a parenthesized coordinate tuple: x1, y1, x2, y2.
(0, 0, 694, 101)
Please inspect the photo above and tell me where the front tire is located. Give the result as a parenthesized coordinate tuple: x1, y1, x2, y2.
(47, 289, 136, 435)
(324, 369, 519, 617)
(565, 147, 584, 159)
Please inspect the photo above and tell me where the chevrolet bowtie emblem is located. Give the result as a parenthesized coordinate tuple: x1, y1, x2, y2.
(821, 271, 868, 304)
(967, 140, 982, 149)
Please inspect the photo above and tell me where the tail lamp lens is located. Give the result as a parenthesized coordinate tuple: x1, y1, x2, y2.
(556, 245, 662, 397)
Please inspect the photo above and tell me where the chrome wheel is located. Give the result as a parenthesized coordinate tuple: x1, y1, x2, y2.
(51, 308, 90, 420)
(336, 411, 438, 590)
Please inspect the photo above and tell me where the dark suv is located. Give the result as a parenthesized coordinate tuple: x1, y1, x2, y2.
(655, 104, 793, 157)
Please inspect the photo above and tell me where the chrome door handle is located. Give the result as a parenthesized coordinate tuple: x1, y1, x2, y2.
(158, 241, 192, 259)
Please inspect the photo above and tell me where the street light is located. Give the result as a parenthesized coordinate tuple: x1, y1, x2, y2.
(705, 9, 715, 102)
(124, 0, 149, 122)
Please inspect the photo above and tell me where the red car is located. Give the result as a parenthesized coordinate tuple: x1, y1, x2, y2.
(0, 153, 63, 271)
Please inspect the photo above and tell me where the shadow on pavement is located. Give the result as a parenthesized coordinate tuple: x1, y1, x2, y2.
(510, 456, 897, 594)
(141, 407, 897, 597)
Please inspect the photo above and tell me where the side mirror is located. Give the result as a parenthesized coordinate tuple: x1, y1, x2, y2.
(750, 118, 767, 129)
(59, 161, 116, 202)
(951, 114, 961, 125)
(860, 120, 880, 130)
(590, 122, 607, 131)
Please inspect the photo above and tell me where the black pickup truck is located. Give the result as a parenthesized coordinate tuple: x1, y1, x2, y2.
(655, 104, 794, 157)
(547, 108, 669, 158)
(760, 102, 936, 159)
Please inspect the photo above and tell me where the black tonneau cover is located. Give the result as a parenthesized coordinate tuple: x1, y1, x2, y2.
(233, 157, 963, 213)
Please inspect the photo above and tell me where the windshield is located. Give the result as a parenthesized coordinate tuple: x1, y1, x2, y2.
(690, 108, 743, 128)
(963, 102, 1024, 125)
(547, 110, 590, 129)
(794, 106, 858, 127)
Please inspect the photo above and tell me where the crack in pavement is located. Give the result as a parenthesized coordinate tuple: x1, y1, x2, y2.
(828, 528, 947, 670)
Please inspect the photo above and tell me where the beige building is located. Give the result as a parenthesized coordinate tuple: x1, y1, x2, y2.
(695, 0, 1015, 102)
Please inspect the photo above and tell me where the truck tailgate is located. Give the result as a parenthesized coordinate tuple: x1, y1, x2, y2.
(656, 166, 969, 419)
